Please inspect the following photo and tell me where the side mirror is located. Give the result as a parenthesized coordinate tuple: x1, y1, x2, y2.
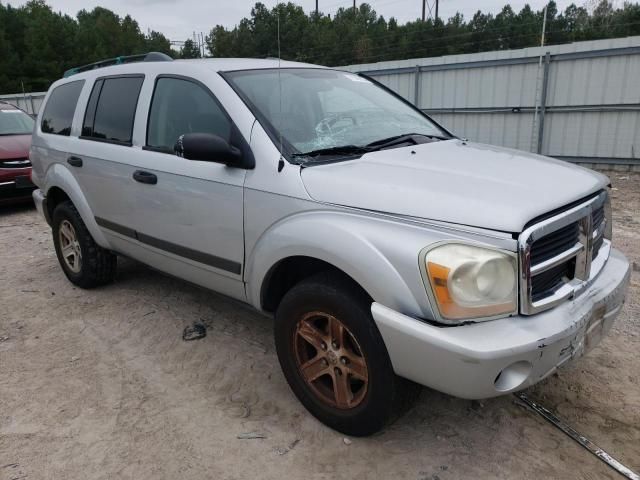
(174, 133, 244, 167)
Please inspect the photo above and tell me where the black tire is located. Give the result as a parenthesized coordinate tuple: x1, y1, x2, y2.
(274, 271, 420, 436)
(52, 200, 117, 288)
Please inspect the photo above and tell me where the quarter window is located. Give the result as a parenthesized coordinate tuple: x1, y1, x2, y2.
(82, 76, 144, 144)
(146, 77, 232, 152)
(41, 80, 84, 136)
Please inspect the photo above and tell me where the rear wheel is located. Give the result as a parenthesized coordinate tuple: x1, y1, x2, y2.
(274, 272, 420, 436)
(52, 201, 117, 288)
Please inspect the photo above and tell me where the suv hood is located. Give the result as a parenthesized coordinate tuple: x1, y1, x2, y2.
(300, 140, 608, 233)
(0, 134, 31, 160)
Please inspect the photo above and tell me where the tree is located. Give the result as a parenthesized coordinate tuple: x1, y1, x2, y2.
(1, 0, 639, 94)
(180, 39, 201, 58)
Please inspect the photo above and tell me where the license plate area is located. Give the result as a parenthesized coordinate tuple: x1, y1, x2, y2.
(14, 175, 34, 189)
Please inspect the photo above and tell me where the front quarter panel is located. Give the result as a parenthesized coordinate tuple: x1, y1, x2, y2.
(246, 204, 517, 320)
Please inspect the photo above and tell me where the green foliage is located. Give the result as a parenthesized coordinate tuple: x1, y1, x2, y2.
(0, 0, 173, 93)
(179, 39, 201, 58)
(1, 0, 639, 94)
(206, 0, 640, 65)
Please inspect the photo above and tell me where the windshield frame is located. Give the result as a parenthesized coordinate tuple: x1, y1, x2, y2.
(220, 67, 456, 164)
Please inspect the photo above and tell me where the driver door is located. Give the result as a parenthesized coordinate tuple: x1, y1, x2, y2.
(117, 76, 247, 299)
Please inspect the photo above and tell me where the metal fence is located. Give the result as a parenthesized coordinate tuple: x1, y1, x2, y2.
(345, 36, 640, 166)
(2, 37, 639, 166)
(0, 92, 46, 116)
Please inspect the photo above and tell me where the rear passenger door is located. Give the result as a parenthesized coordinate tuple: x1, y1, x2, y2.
(76, 74, 247, 300)
(70, 74, 145, 249)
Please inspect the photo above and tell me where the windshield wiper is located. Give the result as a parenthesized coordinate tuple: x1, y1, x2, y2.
(291, 145, 370, 162)
(365, 133, 450, 150)
(291, 133, 452, 165)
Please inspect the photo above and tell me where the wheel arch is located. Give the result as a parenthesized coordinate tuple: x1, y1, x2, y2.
(260, 256, 372, 313)
(246, 211, 429, 318)
(43, 164, 111, 248)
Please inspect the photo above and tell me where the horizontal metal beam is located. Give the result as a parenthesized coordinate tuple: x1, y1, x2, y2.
(555, 155, 640, 165)
(552, 45, 640, 61)
(422, 103, 640, 114)
(357, 45, 640, 76)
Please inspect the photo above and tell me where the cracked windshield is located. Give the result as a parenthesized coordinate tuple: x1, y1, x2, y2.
(227, 68, 447, 156)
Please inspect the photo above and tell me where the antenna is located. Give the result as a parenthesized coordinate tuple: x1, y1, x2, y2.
(277, 13, 285, 172)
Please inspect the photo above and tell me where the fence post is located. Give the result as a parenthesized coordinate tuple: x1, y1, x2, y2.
(537, 52, 551, 154)
(414, 65, 421, 107)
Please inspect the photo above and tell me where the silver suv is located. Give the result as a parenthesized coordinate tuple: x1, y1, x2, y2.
(30, 53, 630, 436)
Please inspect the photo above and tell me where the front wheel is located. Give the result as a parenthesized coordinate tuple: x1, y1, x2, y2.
(274, 272, 420, 436)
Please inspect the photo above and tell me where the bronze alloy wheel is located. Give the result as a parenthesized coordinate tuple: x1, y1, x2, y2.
(293, 311, 369, 409)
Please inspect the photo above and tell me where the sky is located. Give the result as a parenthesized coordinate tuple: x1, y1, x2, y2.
(10, 0, 586, 44)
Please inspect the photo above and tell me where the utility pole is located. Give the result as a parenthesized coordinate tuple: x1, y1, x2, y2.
(353, 0, 356, 11)
(530, 4, 549, 153)
(315, 0, 318, 16)
(422, 0, 439, 22)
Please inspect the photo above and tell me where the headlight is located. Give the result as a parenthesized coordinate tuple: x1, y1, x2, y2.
(421, 243, 518, 322)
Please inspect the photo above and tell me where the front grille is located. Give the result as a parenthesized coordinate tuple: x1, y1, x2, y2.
(0, 158, 31, 169)
(530, 222, 579, 265)
(519, 191, 610, 315)
(592, 205, 605, 260)
(529, 222, 579, 299)
(531, 260, 575, 302)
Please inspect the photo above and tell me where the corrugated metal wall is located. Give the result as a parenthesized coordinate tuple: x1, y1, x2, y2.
(345, 36, 640, 165)
(3, 37, 639, 165)
(0, 92, 46, 116)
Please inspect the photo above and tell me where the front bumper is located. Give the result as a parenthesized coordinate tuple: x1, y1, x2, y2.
(372, 248, 630, 399)
(32, 189, 50, 225)
(0, 171, 35, 205)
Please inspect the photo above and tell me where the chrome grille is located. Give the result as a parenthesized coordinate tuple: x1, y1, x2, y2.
(518, 191, 610, 315)
(0, 158, 31, 169)
(591, 205, 605, 260)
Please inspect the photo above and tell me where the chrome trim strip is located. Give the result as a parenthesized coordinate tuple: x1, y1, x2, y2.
(518, 191, 607, 315)
(529, 242, 583, 275)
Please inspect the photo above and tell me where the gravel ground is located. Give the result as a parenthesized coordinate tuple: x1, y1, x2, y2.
(1, 171, 639, 480)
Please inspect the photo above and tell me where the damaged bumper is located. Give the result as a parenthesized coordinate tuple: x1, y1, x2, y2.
(372, 248, 630, 399)
(32, 189, 50, 225)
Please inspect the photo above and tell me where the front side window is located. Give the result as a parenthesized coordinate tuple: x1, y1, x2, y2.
(83, 76, 144, 144)
(225, 68, 449, 158)
(146, 77, 232, 152)
(0, 108, 34, 136)
(41, 80, 84, 136)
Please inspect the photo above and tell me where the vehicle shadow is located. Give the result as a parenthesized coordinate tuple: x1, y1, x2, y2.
(0, 200, 35, 216)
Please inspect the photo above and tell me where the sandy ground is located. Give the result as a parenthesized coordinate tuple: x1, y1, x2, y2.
(1, 171, 639, 480)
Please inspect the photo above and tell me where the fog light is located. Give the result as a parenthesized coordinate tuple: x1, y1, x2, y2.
(494, 361, 533, 392)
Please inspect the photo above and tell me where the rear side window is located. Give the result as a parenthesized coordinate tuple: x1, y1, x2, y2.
(82, 76, 144, 145)
(146, 77, 231, 152)
(41, 80, 84, 136)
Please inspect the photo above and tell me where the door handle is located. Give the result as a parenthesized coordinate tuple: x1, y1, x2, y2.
(133, 170, 157, 185)
(67, 156, 83, 167)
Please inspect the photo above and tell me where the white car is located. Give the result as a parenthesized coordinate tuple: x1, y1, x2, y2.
(29, 53, 630, 436)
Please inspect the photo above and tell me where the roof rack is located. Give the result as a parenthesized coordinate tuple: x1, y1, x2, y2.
(63, 52, 173, 78)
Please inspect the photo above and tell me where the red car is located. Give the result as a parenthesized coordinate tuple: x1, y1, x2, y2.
(0, 101, 35, 205)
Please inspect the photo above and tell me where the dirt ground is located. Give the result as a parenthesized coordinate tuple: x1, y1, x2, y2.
(1, 171, 639, 480)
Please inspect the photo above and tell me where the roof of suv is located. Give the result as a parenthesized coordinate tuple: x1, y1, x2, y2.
(180, 58, 326, 71)
(59, 57, 328, 85)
